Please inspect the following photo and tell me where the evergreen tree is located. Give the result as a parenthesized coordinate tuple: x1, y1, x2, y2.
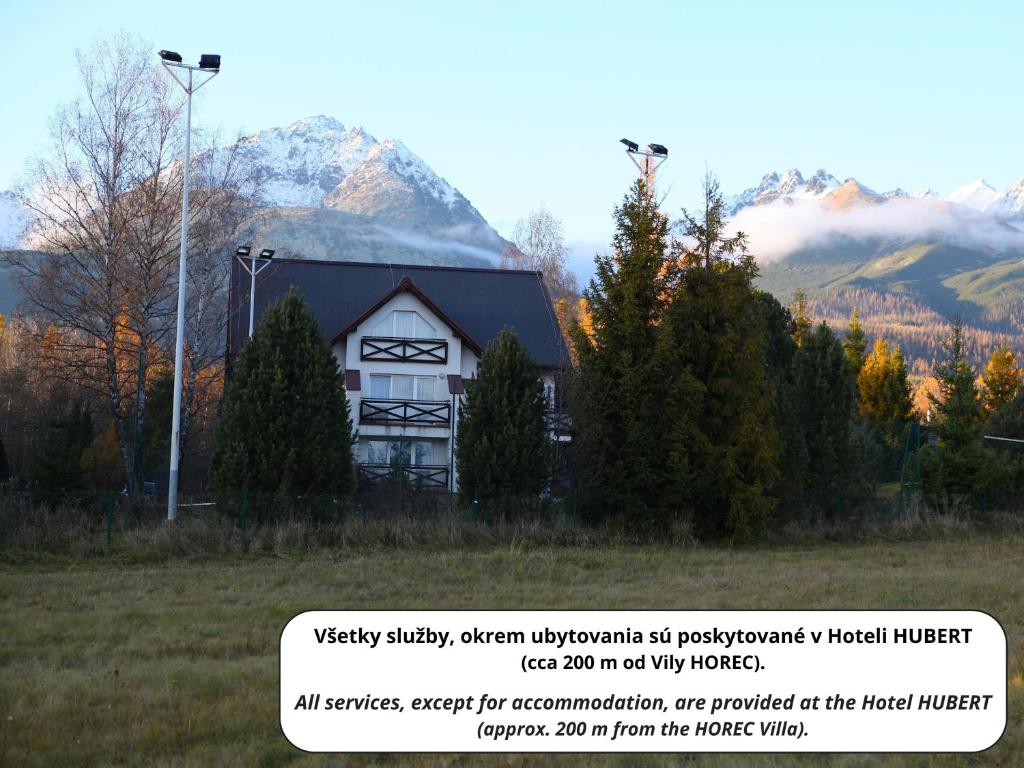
(211, 289, 354, 514)
(142, 370, 174, 480)
(569, 180, 674, 525)
(857, 338, 913, 459)
(755, 291, 807, 511)
(456, 329, 550, 508)
(655, 175, 778, 542)
(981, 343, 1022, 415)
(922, 318, 999, 511)
(790, 323, 858, 511)
(31, 403, 93, 504)
(791, 289, 812, 348)
(842, 308, 867, 374)
(985, 388, 1024, 499)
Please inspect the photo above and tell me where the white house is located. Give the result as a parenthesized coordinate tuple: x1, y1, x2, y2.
(227, 258, 570, 492)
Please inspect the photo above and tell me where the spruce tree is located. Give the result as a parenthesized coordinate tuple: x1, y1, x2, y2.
(31, 403, 93, 504)
(655, 175, 778, 542)
(455, 329, 550, 509)
(842, 308, 867, 374)
(211, 289, 354, 514)
(569, 179, 674, 525)
(922, 318, 998, 511)
(791, 323, 858, 511)
(985, 389, 1024, 497)
(755, 291, 807, 512)
(981, 342, 1022, 415)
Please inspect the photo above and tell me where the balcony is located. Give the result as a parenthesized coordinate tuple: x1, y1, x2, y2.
(358, 463, 449, 489)
(361, 336, 448, 363)
(546, 410, 572, 436)
(359, 398, 451, 426)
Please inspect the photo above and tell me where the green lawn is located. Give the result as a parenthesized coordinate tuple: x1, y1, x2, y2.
(2, 538, 1022, 767)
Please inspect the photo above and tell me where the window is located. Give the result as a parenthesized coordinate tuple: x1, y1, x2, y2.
(365, 439, 438, 466)
(369, 374, 390, 399)
(371, 310, 438, 339)
(394, 311, 415, 337)
(367, 374, 438, 401)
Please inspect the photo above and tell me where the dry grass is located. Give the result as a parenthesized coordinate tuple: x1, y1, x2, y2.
(1, 538, 1022, 767)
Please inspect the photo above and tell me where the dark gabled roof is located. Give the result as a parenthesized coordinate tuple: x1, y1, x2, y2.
(227, 258, 569, 368)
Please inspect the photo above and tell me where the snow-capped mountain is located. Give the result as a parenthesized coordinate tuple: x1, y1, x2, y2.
(324, 137, 489, 230)
(226, 115, 377, 208)
(988, 179, 1024, 220)
(217, 115, 492, 232)
(729, 169, 1023, 225)
(945, 179, 1000, 212)
(728, 168, 841, 213)
(211, 115, 505, 263)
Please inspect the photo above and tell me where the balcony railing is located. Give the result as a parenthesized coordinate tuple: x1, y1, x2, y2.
(359, 398, 451, 426)
(358, 463, 449, 489)
(546, 410, 572, 435)
(361, 336, 448, 363)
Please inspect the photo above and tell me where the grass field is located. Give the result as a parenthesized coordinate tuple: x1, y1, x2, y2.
(2, 536, 1023, 767)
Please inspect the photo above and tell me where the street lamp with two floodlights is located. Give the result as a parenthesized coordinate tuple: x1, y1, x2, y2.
(159, 49, 220, 522)
(236, 246, 277, 338)
(619, 138, 668, 196)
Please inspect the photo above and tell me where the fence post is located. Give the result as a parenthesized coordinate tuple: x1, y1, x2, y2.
(241, 489, 249, 543)
(361, 486, 368, 524)
(106, 491, 114, 548)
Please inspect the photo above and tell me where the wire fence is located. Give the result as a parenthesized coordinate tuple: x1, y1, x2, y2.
(0, 485, 598, 558)
(1, 478, 1019, 560)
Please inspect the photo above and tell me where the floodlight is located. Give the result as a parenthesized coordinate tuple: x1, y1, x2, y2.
(158, 50, 183, 63)
(620, 138, 639, 152)
(258, 248, 276, 259)
(236, 246, 252, 257)
(199, 54, 221, 70)
(648, 143, 668, 157)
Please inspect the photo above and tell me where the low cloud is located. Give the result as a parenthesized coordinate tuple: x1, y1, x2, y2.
(728, 198, 1024, 262)
(365, 225, 503, 265)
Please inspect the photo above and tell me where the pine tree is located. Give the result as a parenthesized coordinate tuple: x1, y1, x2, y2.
(211, 289, 354, 515)
(923, 317, 998, 511)
(981, 342, 1022, 415)
(455, 329, 550, 509)
(655, 175, 778, 542)
(842, 308, 867, 374)
(569, 179, 674, 525)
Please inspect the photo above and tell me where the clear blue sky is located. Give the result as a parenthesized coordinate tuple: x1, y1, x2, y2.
(2, 0, 1021, 263)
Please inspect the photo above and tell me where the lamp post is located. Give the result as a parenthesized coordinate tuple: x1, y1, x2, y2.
(159, 49, 220, 522)
(236, 247, 276, 338)
(619, 138, 668, 196)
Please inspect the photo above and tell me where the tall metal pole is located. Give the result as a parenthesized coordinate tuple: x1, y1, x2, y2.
(161, 51, 219, 522)
(248, 262, 257, 338)
(167, 69, 192, 522)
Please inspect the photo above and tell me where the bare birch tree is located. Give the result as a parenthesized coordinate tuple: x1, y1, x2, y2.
(8, 34, 257, 495)
(501, 205, 579, 303)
